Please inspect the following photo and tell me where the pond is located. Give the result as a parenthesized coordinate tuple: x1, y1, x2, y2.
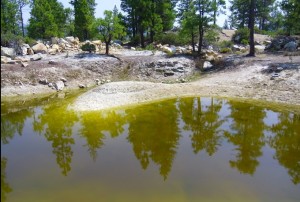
(1, 94, 300, 202)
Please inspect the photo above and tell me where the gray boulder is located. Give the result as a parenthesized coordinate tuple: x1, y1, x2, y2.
(284, 41, 297, 52)
(30, 53, 43, 61)
(1, 47, 16, 58)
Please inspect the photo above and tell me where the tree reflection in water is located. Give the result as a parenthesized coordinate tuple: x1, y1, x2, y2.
(179, 97, 224, 155)
(224, 101, 266, 175)
(79, 110, 126, 161)
(269, 113, 300, 184)
(1, 157, 12, 202)
(126, 100, 180, 180)
(33, 104, 78, 176)
(1, 95, 300, 198)
(1, 109, 33, 144)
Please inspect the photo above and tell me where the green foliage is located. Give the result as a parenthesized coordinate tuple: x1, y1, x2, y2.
(64, 8, 75, 37)
(1, 32, 22, 47)
(81, 43, 96, 53)
(241, 39, 249, 45)
(1, 0, 20, 35)
(145, 44, 156, 50)
(281, 0, 300, 35)
(27, 0, 66, 39)
(71, 0, 95, 40)
(121, 0, 176, 46)
(179, 1, 198, 50)
(211, 0, 226, 25)
(218, 40, 233, 49)
(220, 47, 232, 53)
(95, 10, 125, 54)
(24, 36, 36, 46)
(204, 26, 220, 45)
(232, 28, 250, 44)
(155, 32, 189, 46)
(229, 0, 249, 28)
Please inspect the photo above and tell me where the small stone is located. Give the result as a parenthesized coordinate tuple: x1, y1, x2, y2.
(79, 84, 85, 88)
(164, 71, 175, 77)
(7, 60, 16, 64)
(49, 60, 58, 65)
(276, 67, 283, 72)
(54, 81, 64, 91)
(60, 77, 67, 82)
(21, 62, 29, 67)
(272, 73, 280, 77)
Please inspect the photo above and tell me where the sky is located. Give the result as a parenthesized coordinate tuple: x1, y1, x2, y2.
(23, 0, 230, 27)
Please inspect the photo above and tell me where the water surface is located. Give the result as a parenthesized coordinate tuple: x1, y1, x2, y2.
(1, 95, 300, 202)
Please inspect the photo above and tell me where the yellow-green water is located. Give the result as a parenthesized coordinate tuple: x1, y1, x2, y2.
(1, 94, 300, 202)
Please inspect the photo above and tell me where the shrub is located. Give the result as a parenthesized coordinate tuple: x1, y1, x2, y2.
(1, 32, 23, 47)
(155, 32, 189, 46)
(218, 40, 233, 48)
(220, 47, 232, 53)
(81, 43, 96, 53)
(232, 28, 249, 44)
(24, 37, 37, 47)
(145, 43, 156, 50)
(204, 27, 220, 45)
(241, 39, 249, 45)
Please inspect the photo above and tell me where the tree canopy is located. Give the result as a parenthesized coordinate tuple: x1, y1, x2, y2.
(1, 0, 299, 56)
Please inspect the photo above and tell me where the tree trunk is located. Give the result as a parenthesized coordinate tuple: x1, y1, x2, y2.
(140, 28, 145, 48)
(191, 31, 195, 53)
(105, 41, 110, 55)
(20, 7, 25, 37)
(150, 29, 154, 43)
(248, 0, 255, 56)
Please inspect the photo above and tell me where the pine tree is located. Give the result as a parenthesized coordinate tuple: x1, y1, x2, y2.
(121, 0, 175, 47)
(27, 0, 67, 39)
(27, 0, 59, 39)
(212, 0, 226, 25)
(1, 0, 19, 35)
(16, 0, 29, 37)
(248, 0, 255, 56)
(281, 0, 300, 35)
(180, 1, 198, 53)
(256, 0, 275, 31)
(195, 0, 214, 53)
(64, 8, 75, 36)
(71, 0, 96, 41)
(229, 0, 249, 28)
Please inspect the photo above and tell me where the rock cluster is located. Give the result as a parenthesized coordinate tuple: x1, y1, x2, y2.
(265, 36, 299, 51)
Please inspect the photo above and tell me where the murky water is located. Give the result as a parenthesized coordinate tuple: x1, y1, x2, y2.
(1, 94, 300, 202)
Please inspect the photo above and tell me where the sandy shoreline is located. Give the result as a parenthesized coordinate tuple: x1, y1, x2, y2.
(69, 62, 300, 112)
